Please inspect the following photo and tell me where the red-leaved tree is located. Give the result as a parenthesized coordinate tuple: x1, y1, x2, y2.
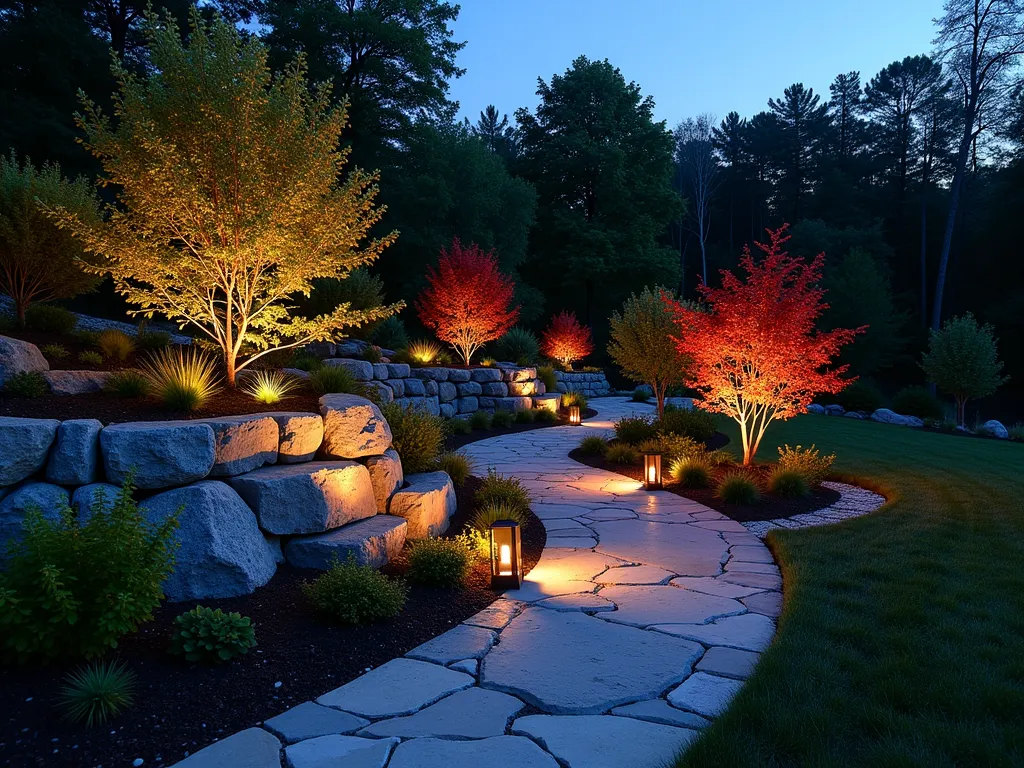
(665, 225, 864, 465)
(541, 311, 594, 369)
(417, 239, 519, 365)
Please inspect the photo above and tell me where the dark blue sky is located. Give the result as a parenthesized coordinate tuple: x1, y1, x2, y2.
(448, 0, 945, 128)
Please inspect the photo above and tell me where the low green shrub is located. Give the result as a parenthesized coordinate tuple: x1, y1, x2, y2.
(302, 558, 406, 626)
(491, 410, 514, 428)
(578, 434, 608, 456)
(768, 467, 810, 498)
(104, 369, 151, 398)
(561, 391, 588, 410)
(40, 343, 69, 361)
(515, 408, 537, 424)
(826, 380, 885, 414)
(291, 350, 322, 371)
(631, 387, 650, 402)
(892, 386, 944, 420)
(447, 418, 472, 435)
(475, 468, 531, 512)
(707, 448, 736, 466)
(470, 410, 493, 431)
(669, 457, 711, 488)
(535, 407, 557, 423)
(3, 370, 47, 397)
(58, 660, 135, 726)
(636, 434, 702, 462)
(776, 444, 835, 487)
(606, 443, 639, 465)
(655, 407, 717, 443)
(373, 315, 409, 350)
(407, 536, 473, 587)
(78, 350, 104, 366)
(537, 365, 558, 394)
(308, 365, 359, 395)
(433, 451, 474, 486)
(25, 303, 76, 334)
(96, 329, 135, 361)
(169, 606, 256, 663)
(136, 330, 172, 351)
(493, 327, 540, 365)
(381, 402, 445, 474)
(140, 347, 221, 411)
(715, 471, 761, 505)
(469, 500, 530, 534)
(614, 416, 657, 445)
(0, 479, 179, 662)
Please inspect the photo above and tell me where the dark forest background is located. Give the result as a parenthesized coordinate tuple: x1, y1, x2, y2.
(2, 0, 1022, 417)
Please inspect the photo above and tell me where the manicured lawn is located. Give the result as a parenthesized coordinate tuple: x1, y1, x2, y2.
(677, 414, 1024, 767)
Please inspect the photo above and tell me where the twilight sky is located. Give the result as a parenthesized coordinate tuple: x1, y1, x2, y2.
(448, 0, 946, 128)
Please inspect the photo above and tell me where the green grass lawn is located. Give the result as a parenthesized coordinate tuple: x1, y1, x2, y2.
(676, 414, 1024, 768)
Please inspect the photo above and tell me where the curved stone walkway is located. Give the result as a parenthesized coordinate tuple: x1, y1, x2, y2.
(175, 398, 785, 768)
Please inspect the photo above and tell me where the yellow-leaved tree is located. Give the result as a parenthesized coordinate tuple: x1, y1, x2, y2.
(51, 10, 401, 385)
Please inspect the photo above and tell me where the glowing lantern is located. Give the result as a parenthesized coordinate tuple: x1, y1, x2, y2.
(489, 520, 523, 589)
(643, 453, 663, 490)
(568, 405, 581, 426)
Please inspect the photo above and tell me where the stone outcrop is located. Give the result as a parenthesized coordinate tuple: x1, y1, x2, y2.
(42, 370, 111, 395)
(196, 414, 279, 476)
(554, 370, 610, 397)
(982, 420, 1009, 439)
(319, 394, 393, 459)
(45, 419, 102, 486)
(870, 408, 924, 427)
(284, 514, 407, 570)
(100, 421, 216, 489)
(389, 471, 457, 539)
(0, 335, 48, 387)
(263, 412, 324, 463)
(363, 448, 403, 514)
(0, 416, 59, 486)
(322, 358, 373, 381)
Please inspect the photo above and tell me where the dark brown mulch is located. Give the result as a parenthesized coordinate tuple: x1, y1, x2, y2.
(1, 328, 151, 373)
(568, 441, 842, 523)
(0, 474, 545, 768)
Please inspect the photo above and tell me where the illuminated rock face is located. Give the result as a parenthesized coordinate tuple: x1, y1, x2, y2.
(319, 393, 393, 458)
(388, 471, 457, 539)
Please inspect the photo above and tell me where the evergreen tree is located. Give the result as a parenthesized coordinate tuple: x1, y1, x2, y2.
(466, 105, 517, 161)
(767, 83, 830, 221)
(828, 71, 865, 163)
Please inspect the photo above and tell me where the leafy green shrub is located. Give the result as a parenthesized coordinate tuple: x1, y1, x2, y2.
(636, 434, 702, 462)
(537, 364, 557, 393)
(561, 390, 588, 410)
(1008, 423, 1024, 442)
(291, 350, 322, 371)
(407, 536, 473, 587)
(382, 402, 445, 474)
(669, 457, 711, 488)
(922, 313, 1007, 426)
(302, 558, 406, 625)
(0, 480, 179, 662)
(491, 409, 514, 428)
(826, 380, 884, 414)
(631, 387, 650, 402)
(447, 417, 472, 435)
(776, 444, 835, 487)
(97, 328, 135, 361)
(606, 443, 639, 465)
(25, 303, 76, 334)
(493, 327, 540, 365)
(475, 468, 531, 512)
(536, 407, 557, 423)
(470, 500, 530, 534)
(614, 416, 656, 445)
(40, 343, 69, 361)
(373, 315, 409, 350)
(655, 407, 717, 443)
(707, 448, 736, 466)
(308, 364, 359, 395)
(768, 467, 810, 498)
(136, 330, 172, 351)
(296, 268, 387, 339)
(104, 369, 151, 398)
(715, 471, 761, 505)
(892, 386, 944, 420)
(3, 370, 47, 397)
(58, 660, 135, 726)
(470, 410, 493, 430)
(578, 434, 608, 456)
(433, 451, 474, 486)
(140, 346, 221, 411)
(169, 606, 257, 663)
(515, 408, 537, 424)
(78, 350, 104, 366)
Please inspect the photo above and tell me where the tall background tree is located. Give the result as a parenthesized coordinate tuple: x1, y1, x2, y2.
(674, 114, 719, 290)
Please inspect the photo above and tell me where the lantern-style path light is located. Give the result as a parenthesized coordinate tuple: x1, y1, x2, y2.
(568, 405, 581, 426)
(489, 520, 523, 589)
(643, 452, 662, 490)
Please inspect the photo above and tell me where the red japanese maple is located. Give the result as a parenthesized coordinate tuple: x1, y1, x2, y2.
(665, 225, 864, 465)
(541, 311, 594, 369)
(416, 239, 519, 365)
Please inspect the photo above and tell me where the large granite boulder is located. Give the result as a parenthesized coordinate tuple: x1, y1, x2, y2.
(533, 394, 560, 414)
(100, 421, 215, 489)
(412, 367, 448, 382)
(228, 461, 377, 535)
(470, 368, 502, 383)
(507, 380, 539, 396)
(371, 363, 390, 380)
(323, 358, 373, 381)
(72, 482, 121, 520)
(363, 448, 404, 514)
(457, 396, 479, 413)
(42, 370, 111, 395)
(0, 335, 48, 387)
(386, 363, 411, 378)
(824, 404, 846, 416)
(46, 419, 102, 485)
(389, 471, 457, 539)
(456, 381, 482, 396)
(438, 381, 457, 402)
(805, 403, 826, 414)
(386, 378, 405, 397)
(319, 394, 393, 459)
(447, 368, 471, 383)
(493, 396, 532, 413)
(284, 515, 408, 570)
(0, 482, 69, 562)
(982, 420, 1009, 439)
(481, 382, 508, 397)
(404, 378, 427, 396)
(141, 481, 277, 601)
(440, 402, 457, 419)
(0, 417, 60, 486)
(870, 408, 923, 427)
(262, 412, 324, 463)
(394, 396, 441, 417)
(195, 414, 279, 476)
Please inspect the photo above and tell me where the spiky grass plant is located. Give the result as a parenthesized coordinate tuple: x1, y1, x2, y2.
(408, 339, 442, 364)
(768, 467, 811, 498)
(242, 369, 299, 404)
(58, 660, 136, 726)
(605, 443, 639, 465)
(41, 343, 69, 361)
(578, 433, 608, 456)
(104, 369, 151, 398)
(470, 410, 493, 431)
(140, 346, 221, 411)
(491, 409, 515, 428)
(715, 471, 761, 505)
(433, 451, 475, 486)
(515, 408, 537, 424)
(670, 456, 712, 488)
(469, 500, 530, 534)
(474, 469, 531, 514)
(307, 364, 359, 395)
(96, 329, 136, 361)
(78, 350, 104, 366)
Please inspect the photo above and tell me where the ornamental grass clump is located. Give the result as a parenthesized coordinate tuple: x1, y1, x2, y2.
(408, 339, 442, 364)
(491, 409, 514, 428)
(655, 407, 717, 443)
(140, 346, 221, 411)
(670, 456, 712, 488)
(475, 469, 531, 513)
(308, 364, 359, 395)
(561, 391, 588, 411)
(536, 365, 557, 393)
(40, 343, 69, 361)
(776, 444, 835, 487)
(0, 479, 179, 662)
(470, 500, 530, 534)
(493, 327, 540, 365)
(768, 467, 810, 498)
(470, 410, 493, 430)
(302, 558, 406, 626)
(242, 369, 299, 404)
(432, 451, 474, 487)
(407, 536, 474, 587)
(96, 328, 135, 361)
(169, 606, 257, 663)
(57, 660, 136, 726)
(535, 407, 557, 423)
(78, 350, 103, 366)
(715, 471, 761, 505)
(104, 369, 150, 398)
(381, 402, 445, 474)
(578, 434, 609, 456)
(614, 416, 656, 445)
(605, 443, 639, 465)
(24, 303, 78, 334)
(515, 408, 537, 424)
(447, 417, 472, 435)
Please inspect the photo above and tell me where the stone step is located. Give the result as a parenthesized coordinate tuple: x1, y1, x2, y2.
(284, 514, 407, 569)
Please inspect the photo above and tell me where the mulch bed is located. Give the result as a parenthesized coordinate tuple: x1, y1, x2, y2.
(1, 328, 154, 373)
(0, 474, 545, 768)
(568, 437, 841, 523)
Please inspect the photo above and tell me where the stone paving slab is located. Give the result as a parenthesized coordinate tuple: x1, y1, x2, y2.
(264, 701, 368, 743)
(596, 584, 746, 628)
(388, 736, 559, 767)
(611, 699, 712, 729)
(405, 624, 497, 664)
(667, 672, 745, 717)
(316, 658, 473, 718)
(174, 728, 281, 767)
(358, 687, 524, 739)
(284, 734, 397, 768)
(696, 646, 761, 679)
(651, 613, 777, 652)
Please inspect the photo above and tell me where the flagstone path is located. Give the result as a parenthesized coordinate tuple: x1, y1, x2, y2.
(176, 398, 827, 768)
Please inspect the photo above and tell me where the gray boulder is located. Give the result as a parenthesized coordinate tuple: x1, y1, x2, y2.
(305, 341, 336, 358)
(423, 379, 438, 396)
(194, 414, 279, 476)
(372, 363, 390, 380)
(72, 482, 121, 520)
(404, 377, 427, 396)
(323, 358, 373, 381)
(363, 448, 404, 514)
(494, 396, 532, 413)
(507, 380, 539, 396)
(458, 396, 480, 413)
(386, 363, 411, 378)
(389, 471, 457, 539)
(470, 368, 502, 383)
(320, 394, 393, 459)
(438, 382, 457, 402)
(805, 404, 826, 414)
(824, 404, 845, 416)
(394, 396, 441, 417)
(284, 515, 408, 570)
(447, 368, 471, 383)
(457, 381, 483, 396)
(141, 481, 277, 601)
(46, 419, 102, 485)
(0, 335, 48, 387)
(281, 367, 311, 380)
(481, 381, 508, 397)
(262, 411, 324, 464)
(0, 482, 69, 561)
(439, 403, 457, 419)
(533, 394, 560, 414)
(412, 367, 449, 382)
(100, 421, 216, 489)
(229, 461, 377, 535)
(502, 366, 536, 383)
(844, 411, 865, 419)
(870, 408, 923, 427)
(363, 380, 395, 404)
(0, 417, 60, 486)
(334, 339, 371, 358)
(43, 370, 111, 395)
(386, 378, 405, 397)
(982, 420, 1009, 439)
